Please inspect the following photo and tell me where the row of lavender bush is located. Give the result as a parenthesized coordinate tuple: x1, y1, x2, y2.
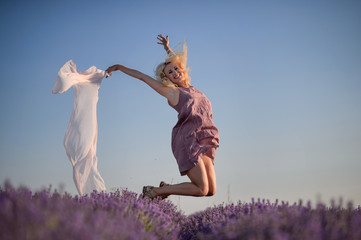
(1, 182, 360, 240)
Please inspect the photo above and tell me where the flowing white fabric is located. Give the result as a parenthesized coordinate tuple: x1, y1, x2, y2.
(52, 60, 106, 195)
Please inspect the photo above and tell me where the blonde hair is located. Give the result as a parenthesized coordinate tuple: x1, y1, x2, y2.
(155, 42, 191, 87)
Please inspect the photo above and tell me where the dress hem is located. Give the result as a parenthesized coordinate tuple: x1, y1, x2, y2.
(179, 145, 217, 176)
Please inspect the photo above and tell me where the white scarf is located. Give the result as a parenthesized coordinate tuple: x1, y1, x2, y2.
(53, 60, 106, 195)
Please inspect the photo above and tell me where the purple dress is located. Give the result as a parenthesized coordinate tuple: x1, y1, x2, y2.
(169, 86, 219, 175)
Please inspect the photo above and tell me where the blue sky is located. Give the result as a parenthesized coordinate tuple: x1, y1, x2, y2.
(1, 0, 360, 214)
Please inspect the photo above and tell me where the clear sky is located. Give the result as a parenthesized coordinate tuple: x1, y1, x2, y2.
(1, 0, 360, 214)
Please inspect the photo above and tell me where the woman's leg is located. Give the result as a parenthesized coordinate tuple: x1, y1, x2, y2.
(202, 154, 217, 196)
(151, 154, 216, 197)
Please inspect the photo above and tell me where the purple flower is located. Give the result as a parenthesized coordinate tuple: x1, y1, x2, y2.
(1, 182, 361, 240)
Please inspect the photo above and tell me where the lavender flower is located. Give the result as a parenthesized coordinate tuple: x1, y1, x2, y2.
(1, 182, 360, 240)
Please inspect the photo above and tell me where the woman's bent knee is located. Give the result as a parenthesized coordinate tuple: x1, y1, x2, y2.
(207, 187, 216, 196)
(197, 185, 209, 196)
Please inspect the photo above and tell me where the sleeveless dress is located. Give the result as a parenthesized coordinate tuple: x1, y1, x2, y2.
(169, 86, 219, 175)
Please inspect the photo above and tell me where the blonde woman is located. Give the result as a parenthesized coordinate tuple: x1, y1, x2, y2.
(106, 34, 219, 198)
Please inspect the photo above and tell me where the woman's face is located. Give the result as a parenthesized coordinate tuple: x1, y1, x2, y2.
(164, 63, 185, 86)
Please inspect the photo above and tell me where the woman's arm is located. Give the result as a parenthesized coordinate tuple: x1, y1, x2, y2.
(105, 64, 179, 105)
(157, 34, 174, 55)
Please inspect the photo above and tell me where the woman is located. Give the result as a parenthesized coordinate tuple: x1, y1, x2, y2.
(106, 34, 219, 198)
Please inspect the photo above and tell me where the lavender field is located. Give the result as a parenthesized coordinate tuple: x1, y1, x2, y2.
(1, 182, 360, 240)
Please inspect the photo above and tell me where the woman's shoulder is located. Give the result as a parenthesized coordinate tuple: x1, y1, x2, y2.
(181, 85, 198, 92)
(187, 85, 206, 96)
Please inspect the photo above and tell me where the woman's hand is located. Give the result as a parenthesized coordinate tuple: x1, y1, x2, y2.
(157, 34, 169, 48)
(105, 64, 119, 78)
(157, 34, 173, 54)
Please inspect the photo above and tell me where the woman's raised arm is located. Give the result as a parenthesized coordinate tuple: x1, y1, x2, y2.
(105, 64, 178, 105)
